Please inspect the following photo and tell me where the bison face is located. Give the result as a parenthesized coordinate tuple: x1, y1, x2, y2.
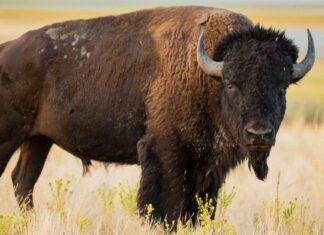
(219, 52, 289, 180)
(197, 26, 315, 180)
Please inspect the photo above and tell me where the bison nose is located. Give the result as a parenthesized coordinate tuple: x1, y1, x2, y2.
(243, 122, 274, 146)
(245, 127, 273, 136)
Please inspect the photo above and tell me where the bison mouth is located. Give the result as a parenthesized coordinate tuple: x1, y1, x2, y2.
(247, 148, 271, 181)
(247, 144, 272, 151)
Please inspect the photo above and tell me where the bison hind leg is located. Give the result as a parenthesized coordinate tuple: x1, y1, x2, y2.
(137, 135, 164, 221)
(0, 135, 25, 177)
(11, 136, 52, 210)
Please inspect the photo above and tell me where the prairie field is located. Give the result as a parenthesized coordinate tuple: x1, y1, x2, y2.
(0, 4, 324, 235)
(0, 121, 323, 234)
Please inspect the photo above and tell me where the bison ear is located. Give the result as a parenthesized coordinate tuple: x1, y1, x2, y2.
(291, 73, 304, 84)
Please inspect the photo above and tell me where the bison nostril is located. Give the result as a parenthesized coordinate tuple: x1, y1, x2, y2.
(245, 128, 273, 136)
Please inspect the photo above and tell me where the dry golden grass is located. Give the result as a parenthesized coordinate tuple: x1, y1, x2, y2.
(0, 121, 323, 234)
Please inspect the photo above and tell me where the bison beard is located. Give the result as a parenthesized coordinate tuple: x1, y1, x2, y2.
(248, 150, 270, 181)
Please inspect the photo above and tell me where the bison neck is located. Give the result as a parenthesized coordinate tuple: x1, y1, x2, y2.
(180, 84, 247, 188)
(213, 124, 247, 170)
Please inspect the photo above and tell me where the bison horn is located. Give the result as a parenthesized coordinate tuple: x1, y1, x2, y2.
(197, 32, 223, 78)
(293, 29, 315, 79)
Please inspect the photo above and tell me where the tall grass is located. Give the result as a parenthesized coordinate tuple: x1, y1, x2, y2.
(0, 121, 323, 234)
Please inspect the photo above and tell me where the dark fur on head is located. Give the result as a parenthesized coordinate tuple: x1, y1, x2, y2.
(213, 24, 299, 63)
(211, 25, 300, 180)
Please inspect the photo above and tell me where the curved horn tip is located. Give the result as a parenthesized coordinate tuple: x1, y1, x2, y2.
(292, 28, 315, 79)
(307, 29, 314, 47)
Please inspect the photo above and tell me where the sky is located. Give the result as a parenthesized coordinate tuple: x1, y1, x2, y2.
(1, 0, 324, 7)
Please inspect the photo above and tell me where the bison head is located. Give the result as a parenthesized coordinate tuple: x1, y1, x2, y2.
(197, 25, 315, 180)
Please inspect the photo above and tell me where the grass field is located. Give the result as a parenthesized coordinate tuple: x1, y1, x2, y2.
(0, 5, 323, 235)
(0, 121, 323, 234)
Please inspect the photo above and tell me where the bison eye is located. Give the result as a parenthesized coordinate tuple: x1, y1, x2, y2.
(224, 80, 236, 92)
(226, 84, 233, 90)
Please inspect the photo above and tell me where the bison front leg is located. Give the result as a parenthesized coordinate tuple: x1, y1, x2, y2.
(158, 168, 190, 227)
(11, 136, 52, 210)
(137, 135, 164, 221)
(137, 134, 191, 228)
(193, 170, 224, 222)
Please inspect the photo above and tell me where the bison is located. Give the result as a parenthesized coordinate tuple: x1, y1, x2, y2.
(0, 6, 314, 226)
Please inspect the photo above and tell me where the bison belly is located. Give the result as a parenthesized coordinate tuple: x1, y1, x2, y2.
(32, 84, 146, 163)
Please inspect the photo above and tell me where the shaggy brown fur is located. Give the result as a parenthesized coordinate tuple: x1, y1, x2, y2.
(0, 6, 250, 211)
(1, 6, 308, 227)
